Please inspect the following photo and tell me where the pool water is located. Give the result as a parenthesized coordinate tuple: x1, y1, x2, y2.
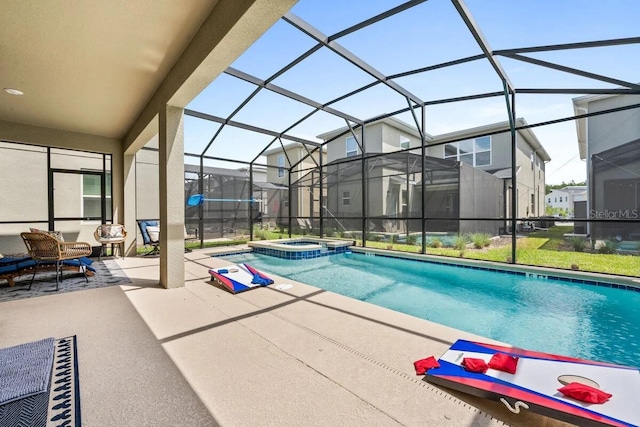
(220, 252, 640, 367)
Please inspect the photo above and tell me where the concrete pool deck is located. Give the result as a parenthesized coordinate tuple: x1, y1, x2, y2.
(0, 246, 576, 426)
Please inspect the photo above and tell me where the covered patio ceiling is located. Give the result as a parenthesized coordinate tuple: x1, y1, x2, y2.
(0, 0, 296, 147)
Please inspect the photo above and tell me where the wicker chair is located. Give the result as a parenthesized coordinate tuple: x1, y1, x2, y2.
(94, 224, 127, 260)
(20, 232, 92, 290)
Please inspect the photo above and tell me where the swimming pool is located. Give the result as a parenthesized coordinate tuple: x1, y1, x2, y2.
(219, 251, 640, 367)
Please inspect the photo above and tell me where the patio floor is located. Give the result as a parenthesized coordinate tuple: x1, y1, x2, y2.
(0, 247, 575, 426)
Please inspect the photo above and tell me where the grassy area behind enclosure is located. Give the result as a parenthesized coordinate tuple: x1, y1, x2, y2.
(361, 226, 640, 277)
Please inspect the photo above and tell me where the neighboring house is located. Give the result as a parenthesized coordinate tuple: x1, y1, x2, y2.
(573, 94, 640, 240)
(546, 189, 571, 214)
(429, 118, 550, 221)
(545, 186, 586, 217)
(310, 117, 550, 236)
(263, 142, 326, 227)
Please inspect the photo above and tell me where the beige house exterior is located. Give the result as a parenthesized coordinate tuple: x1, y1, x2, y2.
(431, 118, 550, 219)
(573, 93, 640, 239)
(316, 117, 550, 223)
(264, 142, 326, 219)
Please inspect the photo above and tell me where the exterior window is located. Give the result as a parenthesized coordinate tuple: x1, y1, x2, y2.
(277, 154, 285, 177)
(531, 194, 535, 213)
(555, 197, 557, 202)
(531, 152, 535, 169)
(400, 135, 410, 149)
(401, 189, 408, 213)
(342, 191, 350, 206)
(548, 198, 551, 204)
(444, 136, 491, 166)
(346, 136, 358, 157)
(82, 173, 111, 218)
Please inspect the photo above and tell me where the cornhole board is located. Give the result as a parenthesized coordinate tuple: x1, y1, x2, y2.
(209, 263, 273, 294)
(425, 339, 640, 427)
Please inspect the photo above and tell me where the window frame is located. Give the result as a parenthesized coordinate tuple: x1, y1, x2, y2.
(277, 154, 285, 177)
(80, 171, 111, 224)
(399, 135, 410, 150)
(342, 191, 350, 206)
(346, 136, 358, 158)
(443, 136, 491, 167)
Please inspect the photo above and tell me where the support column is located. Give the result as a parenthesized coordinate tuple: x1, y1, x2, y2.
(123, 152, 137, 256)
(159, 105, 185, 289)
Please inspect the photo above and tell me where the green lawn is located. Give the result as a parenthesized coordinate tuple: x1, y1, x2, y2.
(363, 227, 640, 277)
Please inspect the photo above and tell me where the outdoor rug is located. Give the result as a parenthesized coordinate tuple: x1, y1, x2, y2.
(0, 336, 81, 427)
(0, 259, 131, 303)
(0, 337, 55, 406)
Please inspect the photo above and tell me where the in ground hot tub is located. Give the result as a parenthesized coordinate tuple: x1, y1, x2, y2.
(248, 237, 353, 259)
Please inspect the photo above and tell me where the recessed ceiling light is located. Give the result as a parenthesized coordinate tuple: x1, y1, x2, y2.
(4, 88, 24, 96)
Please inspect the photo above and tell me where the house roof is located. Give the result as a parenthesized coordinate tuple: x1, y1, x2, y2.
(263, 142, 327, 156)
(184, 163, 247, 178)
(316, 116, 432, 142)
(492, 166, 521, 180)
(561, 185, 587, 194)
(545, 188, 570, 196)
(253, 181, 288, 190)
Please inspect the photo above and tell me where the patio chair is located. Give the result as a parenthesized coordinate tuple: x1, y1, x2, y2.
(20, 232, 92, 291)
(94, 224, 127, 260)
(137, 220, 199, 255)
(137, 220, 160, 256)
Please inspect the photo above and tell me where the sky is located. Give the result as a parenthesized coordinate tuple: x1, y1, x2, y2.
(185, 0, 640, 185)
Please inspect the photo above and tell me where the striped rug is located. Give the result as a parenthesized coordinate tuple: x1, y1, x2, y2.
(0, 336, 81, 427)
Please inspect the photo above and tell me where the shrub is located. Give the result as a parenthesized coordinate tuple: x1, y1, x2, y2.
(598, 240, 619, 254)
(406, 235, 418, 245)
(254, 230, 265, 240)
(470, 233, 491, 249)
(454, 234, 468, 251)
(567, 237, 586, 252)
(429, 238, 443, 248)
